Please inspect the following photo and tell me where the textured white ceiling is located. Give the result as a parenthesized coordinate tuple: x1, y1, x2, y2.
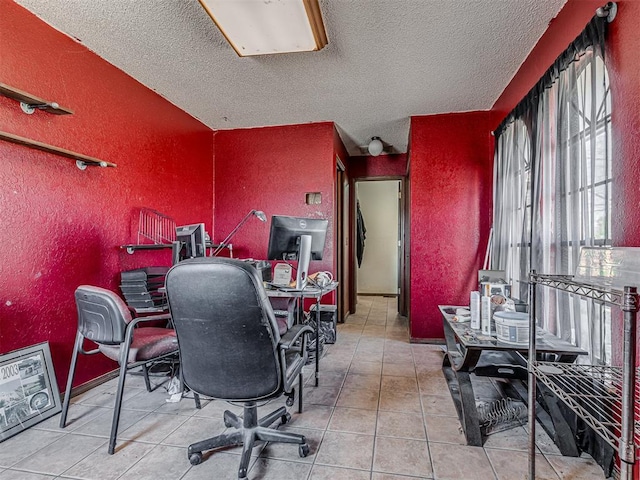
(16, 0, 566, 156)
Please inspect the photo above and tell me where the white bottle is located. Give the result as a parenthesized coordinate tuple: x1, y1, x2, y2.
(470, 291, 480, 329)
(481, 295, 492, 335)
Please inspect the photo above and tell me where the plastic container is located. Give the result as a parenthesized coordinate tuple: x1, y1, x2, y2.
(494, 311, 529, 345)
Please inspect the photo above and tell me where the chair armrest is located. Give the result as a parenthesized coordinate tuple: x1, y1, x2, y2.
(128, 313, 172, 328)
(279, 324, 313, 350)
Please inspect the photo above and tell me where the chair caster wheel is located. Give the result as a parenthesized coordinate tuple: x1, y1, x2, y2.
(189, 452, 203, 465)
(299, 443, 310, 457)
(286, 388, 295, 407)
(281, 412, 291, 425)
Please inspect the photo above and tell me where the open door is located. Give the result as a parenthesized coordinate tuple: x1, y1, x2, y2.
(335, 158, 350, 321)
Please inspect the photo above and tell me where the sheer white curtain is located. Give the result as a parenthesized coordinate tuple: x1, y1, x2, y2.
(531, 48, 612, 364)
(492, 120, 531, 302)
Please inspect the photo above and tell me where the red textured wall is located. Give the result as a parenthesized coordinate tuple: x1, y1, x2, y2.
(348, 154, 407, 179)
(0, 1, 214, 389)
(213, 124, 336, 301)
(409, 112, 495, 340)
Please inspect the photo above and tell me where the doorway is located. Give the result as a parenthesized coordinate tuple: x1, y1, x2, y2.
(355, 179, 402, 296)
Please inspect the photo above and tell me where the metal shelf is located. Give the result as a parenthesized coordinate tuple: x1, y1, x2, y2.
(528, 271, 639, 480)
(532, 362, 640, 451)
(529, 273, 625, 306)
(121, 242, 228, 255)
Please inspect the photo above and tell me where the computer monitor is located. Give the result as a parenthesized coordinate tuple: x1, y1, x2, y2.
(267, 216, 328, 289)
(174, 223, 206, 263)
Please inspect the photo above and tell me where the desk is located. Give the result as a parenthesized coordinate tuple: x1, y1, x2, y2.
(267, 282, 338, 387)
(439, 305, 587, 449)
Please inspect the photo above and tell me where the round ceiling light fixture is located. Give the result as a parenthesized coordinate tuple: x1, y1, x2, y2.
(368, 137, 384, 156)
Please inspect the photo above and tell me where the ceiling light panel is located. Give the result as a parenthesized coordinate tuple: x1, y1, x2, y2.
(198, 0, 328, 56)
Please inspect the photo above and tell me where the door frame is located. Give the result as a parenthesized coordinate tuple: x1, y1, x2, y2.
(352, 176, 406, 307)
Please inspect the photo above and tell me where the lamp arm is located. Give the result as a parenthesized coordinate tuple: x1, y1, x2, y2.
(212, 210, 256, 256)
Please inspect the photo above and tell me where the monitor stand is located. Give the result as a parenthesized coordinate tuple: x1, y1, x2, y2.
(296, 235, 312, 289)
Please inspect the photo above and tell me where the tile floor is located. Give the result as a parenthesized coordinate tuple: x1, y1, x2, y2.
(0, 296, 607, 479)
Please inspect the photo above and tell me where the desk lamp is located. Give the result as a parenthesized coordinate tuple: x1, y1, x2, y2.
(212, 210, 267, 256)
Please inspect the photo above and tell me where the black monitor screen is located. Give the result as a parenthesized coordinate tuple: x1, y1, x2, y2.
(175, 223, 206, 262)
(267, 216, 328, 261)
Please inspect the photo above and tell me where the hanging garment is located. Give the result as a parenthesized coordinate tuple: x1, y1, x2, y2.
(356, 200, 367, 267)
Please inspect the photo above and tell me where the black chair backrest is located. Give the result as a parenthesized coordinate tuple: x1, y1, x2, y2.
(75, 286, 131, 345)
(165, 258, 283, 401)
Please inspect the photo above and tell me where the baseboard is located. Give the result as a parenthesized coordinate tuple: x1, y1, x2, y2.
(61, 369, 119, 401)
(409, 338, 445, 345)
(357, 293, 398, 297)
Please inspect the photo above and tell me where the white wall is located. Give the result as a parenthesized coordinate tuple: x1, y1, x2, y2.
(356, 180, 400, 295)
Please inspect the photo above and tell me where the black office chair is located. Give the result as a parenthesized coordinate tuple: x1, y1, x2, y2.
(60, 285, 180, 454)
(165, 257, 313, 480)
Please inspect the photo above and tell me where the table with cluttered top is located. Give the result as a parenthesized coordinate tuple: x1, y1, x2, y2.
(439, 305, 587, 449)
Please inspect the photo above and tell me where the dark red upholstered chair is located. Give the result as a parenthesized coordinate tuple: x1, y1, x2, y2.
(59, 285, 179, 454)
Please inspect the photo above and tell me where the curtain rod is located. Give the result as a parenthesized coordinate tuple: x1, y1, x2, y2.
(494, 2, 617, 137)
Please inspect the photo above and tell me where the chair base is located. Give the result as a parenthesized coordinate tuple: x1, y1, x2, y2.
(187, 401, 308, 479)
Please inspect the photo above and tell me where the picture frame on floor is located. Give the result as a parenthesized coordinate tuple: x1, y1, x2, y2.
(0, 342, 61, 442)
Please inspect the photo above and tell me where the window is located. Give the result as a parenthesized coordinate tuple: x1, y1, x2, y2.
(493, 33, 612, 364)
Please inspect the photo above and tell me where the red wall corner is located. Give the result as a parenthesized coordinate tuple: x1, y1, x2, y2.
(0, 1, 214, 389)
(213, 123, 336, 290)
(409, 112, 494, 340)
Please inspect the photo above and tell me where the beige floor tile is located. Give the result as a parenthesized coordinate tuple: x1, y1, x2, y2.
(349, 360, 383, 376)
(545, 454, 607, 480)
(12, 434, 105, 476)
(343, 373, 381, 390)
(161, 416, 227, 447)
(309, 464, 371, 480)
(382, 364, 416, 378)
(336, 386, 380, 410)
(0, 471, 56, 480)
(248, 458, 312, 480)
(420, 394, 457, 417)
(61, 440, 155, 480)
(379, 389, 422, 413)
(72, 408, 148, 439)
(310, 371, 346, 389)
(424, 415, 466, 444)
(259, 426, 322, 464)
(381, 375, 419, 393)
(354, 349, 384, 363)
(417, 375, 449, 396)
(315, 431, 374, 470)
(376, 411, 427, 440)
(304, 386, 341, 407)
(180, 451, 249, 480)
(328, 407, 378, 435)
(119, 412, 188, 443)
(485, 449, 559, 480)
(34, 405, 108, 433)
(0, 428, 63, 468)
(373, 436, 432, 477)
(288, 404, 334, 430)
(430, 442, 496, 480)
(371, 473, 431, 480)
(482, 425, 530, 452)
(116, 444, 192, 480)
